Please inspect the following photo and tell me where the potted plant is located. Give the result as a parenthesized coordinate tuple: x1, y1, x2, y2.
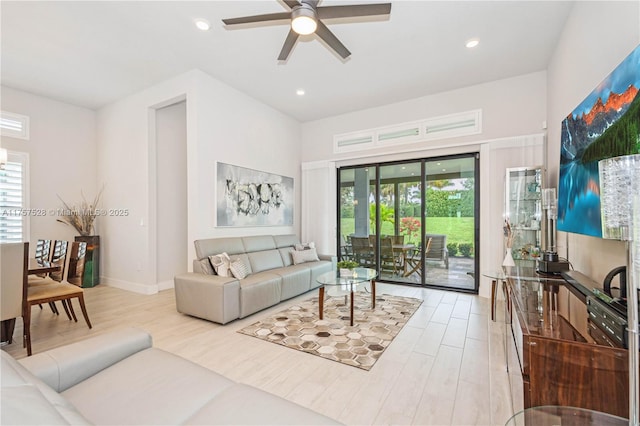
(337, 260, 359, 277)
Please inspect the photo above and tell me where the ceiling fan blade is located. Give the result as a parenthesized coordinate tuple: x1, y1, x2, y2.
(278, 29, 299, 61)
(283, 0, 301, 8)
(317, 3, 391, 20)
(315, 21, 350, 59)
(222, 12, 291, 26)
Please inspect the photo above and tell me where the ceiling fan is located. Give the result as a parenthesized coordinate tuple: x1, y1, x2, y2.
(222, 0, 392, 61)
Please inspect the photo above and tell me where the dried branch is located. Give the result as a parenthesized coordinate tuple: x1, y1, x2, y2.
(56, 186, 104, 236)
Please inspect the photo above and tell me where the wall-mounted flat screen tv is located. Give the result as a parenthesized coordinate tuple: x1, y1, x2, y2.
(558, 44, 640, 238)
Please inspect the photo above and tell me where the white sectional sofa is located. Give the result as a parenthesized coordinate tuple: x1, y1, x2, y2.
(1, 328, 340, 425)
(174, 234, 334, 324)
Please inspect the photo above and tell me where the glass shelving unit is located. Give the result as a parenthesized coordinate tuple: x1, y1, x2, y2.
(505, 166, 543, 266)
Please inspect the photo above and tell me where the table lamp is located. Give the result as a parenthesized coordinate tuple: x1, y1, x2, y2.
(598, 153, 640, 425)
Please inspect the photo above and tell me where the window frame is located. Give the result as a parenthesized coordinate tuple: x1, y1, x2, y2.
(0, 111, 30, 140)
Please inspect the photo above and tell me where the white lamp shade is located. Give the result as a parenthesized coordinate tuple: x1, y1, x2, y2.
(598, 154, 640, 240)
(291, 6, 317, 35)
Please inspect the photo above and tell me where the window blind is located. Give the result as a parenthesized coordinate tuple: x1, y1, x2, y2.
(0, 160, 25, 243)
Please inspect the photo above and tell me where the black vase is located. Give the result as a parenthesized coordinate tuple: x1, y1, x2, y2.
(74, 235, 100, 288)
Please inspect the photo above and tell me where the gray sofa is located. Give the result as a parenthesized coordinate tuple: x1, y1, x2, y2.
(174, 234, 333, 324)
(1, 327, 339, 425)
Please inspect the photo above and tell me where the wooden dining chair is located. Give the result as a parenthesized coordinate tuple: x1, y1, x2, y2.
(405, 237, 433, 278)
(29, 240, 69, 316)
(25, 241, 92, 355)
(67, 241, 87, 286)
(351, 236, 374, 267)
(32, 239, 52, 277)
(380, 236, 399, 274)
(1, 242, 29, 346)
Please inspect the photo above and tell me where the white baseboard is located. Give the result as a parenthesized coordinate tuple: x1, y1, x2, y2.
(98, 276, 175, 294)
(99, 276, 159, 295)
(157, 279, 174, 291)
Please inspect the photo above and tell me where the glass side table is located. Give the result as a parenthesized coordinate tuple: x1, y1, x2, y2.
(505, 405, 627, 426)
(316, 267, 377, 326)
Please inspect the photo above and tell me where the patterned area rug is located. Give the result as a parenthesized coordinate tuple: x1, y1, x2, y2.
(237, 292, 422, 370)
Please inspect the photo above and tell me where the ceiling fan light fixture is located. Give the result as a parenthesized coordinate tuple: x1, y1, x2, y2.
(291, 6, 317, 35)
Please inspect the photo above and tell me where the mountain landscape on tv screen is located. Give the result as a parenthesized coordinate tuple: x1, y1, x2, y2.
(558, 45, 640, 238)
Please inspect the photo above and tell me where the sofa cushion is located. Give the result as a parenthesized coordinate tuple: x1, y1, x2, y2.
(241, 235, 276, 252)
(270, 265, 312, 301)
(278, 248, 297, 267)
(198, 258, 214, 275)
(184, 383, 339, 425)
(307, 260, 334, 289)
(273, 234, 300, 249)
(62, 348, 237, 425)
(1, 351, 91, 425)
(195, 237, 245, 259)
(248, 249, 285, 274)
(239, 272, 282, 318)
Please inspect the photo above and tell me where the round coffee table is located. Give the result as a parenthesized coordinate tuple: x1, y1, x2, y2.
(505, 405, 627, 426)
(316, 267, 377, 326)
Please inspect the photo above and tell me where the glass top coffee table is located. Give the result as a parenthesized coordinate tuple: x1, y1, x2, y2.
(316, 267, 377, 326)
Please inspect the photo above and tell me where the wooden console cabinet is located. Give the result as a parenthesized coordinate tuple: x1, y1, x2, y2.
(503, 268, 629, 418)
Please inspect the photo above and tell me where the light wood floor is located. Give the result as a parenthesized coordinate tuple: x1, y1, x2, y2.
(3, 283, 513, 425)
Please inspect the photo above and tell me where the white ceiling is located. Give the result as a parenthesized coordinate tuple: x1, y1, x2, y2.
(1, 1, 574, 123)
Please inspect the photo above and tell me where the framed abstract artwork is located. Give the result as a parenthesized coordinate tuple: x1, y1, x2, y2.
(216, 162, 294, 227)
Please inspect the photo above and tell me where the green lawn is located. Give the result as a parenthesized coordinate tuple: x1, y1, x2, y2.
(340, 217, 474, 245)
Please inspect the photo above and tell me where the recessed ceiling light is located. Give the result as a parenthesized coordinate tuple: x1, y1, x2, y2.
(466, 39, 479, 49)
(442, 168, 447, 172)
(195, 19, 211, 31)
(296, 89, 305, 96)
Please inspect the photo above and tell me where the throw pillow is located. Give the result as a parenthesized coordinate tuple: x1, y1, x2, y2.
(295, 241, 315, 251)
(199, 258, 214, 275)
(229, 257, 249, 279)
(290, 247, 320, 265)
(209, 252, 231, 277)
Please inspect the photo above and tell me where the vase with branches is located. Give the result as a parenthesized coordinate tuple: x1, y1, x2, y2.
(57, 188, 104, 236)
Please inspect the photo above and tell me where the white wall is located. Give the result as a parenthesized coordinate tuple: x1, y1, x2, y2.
(302, 71, 547, 162)
(546, 1, 640, 284)
(188, 71, 301, 244)
(300, 72, 548, 298)
(0, 86, 97, 253)
(97, 69, 301, 294)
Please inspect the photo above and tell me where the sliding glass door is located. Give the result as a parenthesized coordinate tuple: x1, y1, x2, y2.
(337, 154, 479, 293)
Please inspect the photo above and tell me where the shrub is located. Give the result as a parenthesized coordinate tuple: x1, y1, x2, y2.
(458, 242, 473, 257)
(400, 217, 421, 243)
(447, 242, 458, 257)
